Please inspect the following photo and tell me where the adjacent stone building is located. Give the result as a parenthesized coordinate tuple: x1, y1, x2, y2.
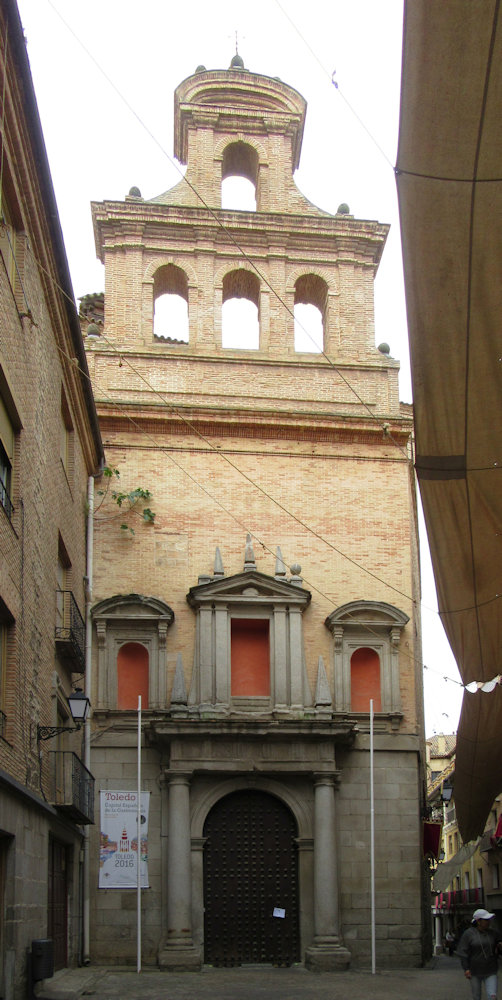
(0, 2, 103, 997)
(84, 59, 426, 969)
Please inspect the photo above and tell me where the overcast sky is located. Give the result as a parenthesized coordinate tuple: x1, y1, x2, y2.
(15, 0, 464, 735)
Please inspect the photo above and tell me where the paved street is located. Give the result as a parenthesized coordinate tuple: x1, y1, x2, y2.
(39, 955, 478, 1000)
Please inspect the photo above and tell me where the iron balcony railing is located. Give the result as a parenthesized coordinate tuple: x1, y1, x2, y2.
(0, 709, 6, 739)
(434, 887, 484, 911)
(0, 472, 13, 519)
(49, 751, 95, 824)
(55, 590, 85, 670)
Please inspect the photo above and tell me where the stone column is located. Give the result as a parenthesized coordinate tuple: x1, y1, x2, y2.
(434, 914, 443, 955)
(158, 773, 201, 970)
(305, 774, 350, 971)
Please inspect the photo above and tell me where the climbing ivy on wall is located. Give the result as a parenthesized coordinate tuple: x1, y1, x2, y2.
(95, 466, 155, 534)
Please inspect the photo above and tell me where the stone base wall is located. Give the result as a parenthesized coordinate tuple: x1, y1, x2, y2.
(337, 739, 423, 966)
(88, 731, 423, 969)
(0, 782, 83, 1000)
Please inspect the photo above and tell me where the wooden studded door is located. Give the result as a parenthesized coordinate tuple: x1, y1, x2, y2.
(203, 790, 299, 967)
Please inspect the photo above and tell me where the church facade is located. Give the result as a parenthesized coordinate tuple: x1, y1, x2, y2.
(84, 59, 426, 970)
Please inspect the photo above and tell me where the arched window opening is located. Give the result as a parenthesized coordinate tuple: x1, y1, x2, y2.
(221, 141, 258, 211)
(350, 647, 381, 713)
(117, 641, 149, 710)
(294, 274, 327, 353)
(222, 269, 260, 349)
(153, 264, 189, 343)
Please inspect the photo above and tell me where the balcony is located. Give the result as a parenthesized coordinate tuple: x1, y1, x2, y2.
(433, 887, 484, 912)
(49, 751, 95, 824)
(55, 590, 85, 671)
(0, 709, 5, 739)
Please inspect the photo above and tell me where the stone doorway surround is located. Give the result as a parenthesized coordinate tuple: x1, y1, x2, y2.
(152, 719, 355, 972)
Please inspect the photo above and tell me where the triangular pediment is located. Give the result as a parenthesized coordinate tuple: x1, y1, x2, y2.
(187, 570, 311, 609)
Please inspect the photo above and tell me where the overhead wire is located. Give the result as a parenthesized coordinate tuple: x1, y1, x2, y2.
(29, 237, 417, 611)
(18, 1, 470, 702)
(63, 325, 467, 694)
(43, 0, 410, 461)
(273, 0, 396, 171)
(26, 239, 468, 700)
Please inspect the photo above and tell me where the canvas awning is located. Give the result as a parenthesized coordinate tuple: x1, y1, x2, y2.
(433, 843, 479, 893)
(397, 1, 502, 841)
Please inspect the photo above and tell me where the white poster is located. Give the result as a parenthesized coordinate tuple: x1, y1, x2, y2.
(99, 790, 150, 888)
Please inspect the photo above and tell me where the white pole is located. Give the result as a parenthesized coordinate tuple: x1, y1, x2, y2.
(137, 695, 142, 974)
(83, 475, 94, 965)
(370, 698, 375, 974)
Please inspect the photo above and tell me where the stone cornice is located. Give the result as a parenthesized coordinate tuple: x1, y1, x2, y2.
(91, 400, 413, 448)
(174, 69, 307, 168)
(91, 199, 389, 267)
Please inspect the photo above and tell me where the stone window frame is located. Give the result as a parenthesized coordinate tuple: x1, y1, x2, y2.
(92, 594, 174, 711)
(325, 600, 409, 725)
(186, 569, 312, 717)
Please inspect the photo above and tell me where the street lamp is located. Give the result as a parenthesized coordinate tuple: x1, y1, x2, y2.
(441, 781, 453, 804)
(37, 689, 91, 743)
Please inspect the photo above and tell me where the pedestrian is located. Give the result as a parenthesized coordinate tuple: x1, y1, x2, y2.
(446, 929, 455, 956)
(456, 908, 502, 1000)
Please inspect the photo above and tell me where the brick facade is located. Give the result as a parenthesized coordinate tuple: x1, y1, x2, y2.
(0, 3, 102, 997)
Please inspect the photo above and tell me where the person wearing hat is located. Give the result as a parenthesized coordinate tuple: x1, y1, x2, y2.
(456, 908, 502, 1000)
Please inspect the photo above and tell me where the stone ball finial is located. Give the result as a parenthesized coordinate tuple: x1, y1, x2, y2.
(378, 342, 391, 356)
(195, 64, 207, 73)
(128, 186, 142, 198)
(86, 323, 100, 338)
(230, 52, 245, 70)
(337, 203, 350, 214)
(290, 563, 301, 576)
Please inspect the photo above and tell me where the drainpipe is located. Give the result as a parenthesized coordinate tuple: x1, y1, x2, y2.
(82, 475, 94, 965)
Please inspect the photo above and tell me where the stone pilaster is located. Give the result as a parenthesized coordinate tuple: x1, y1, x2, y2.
(158, 772, 201, 970)
(305, 773, 351, 971)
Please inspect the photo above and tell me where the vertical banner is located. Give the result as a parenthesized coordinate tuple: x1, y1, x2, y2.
(99, 790, 150, 888)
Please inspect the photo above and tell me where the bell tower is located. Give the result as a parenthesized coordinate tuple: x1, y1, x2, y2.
(90, 57, 390, 362)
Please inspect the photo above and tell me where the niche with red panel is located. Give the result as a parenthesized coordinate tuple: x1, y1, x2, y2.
(231, 618, 270, 697)
(350, 646, 381, 712)
(117, 641, 149, 709)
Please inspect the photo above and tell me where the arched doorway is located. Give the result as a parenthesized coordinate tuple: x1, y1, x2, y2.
(203, 789, 300, 966)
